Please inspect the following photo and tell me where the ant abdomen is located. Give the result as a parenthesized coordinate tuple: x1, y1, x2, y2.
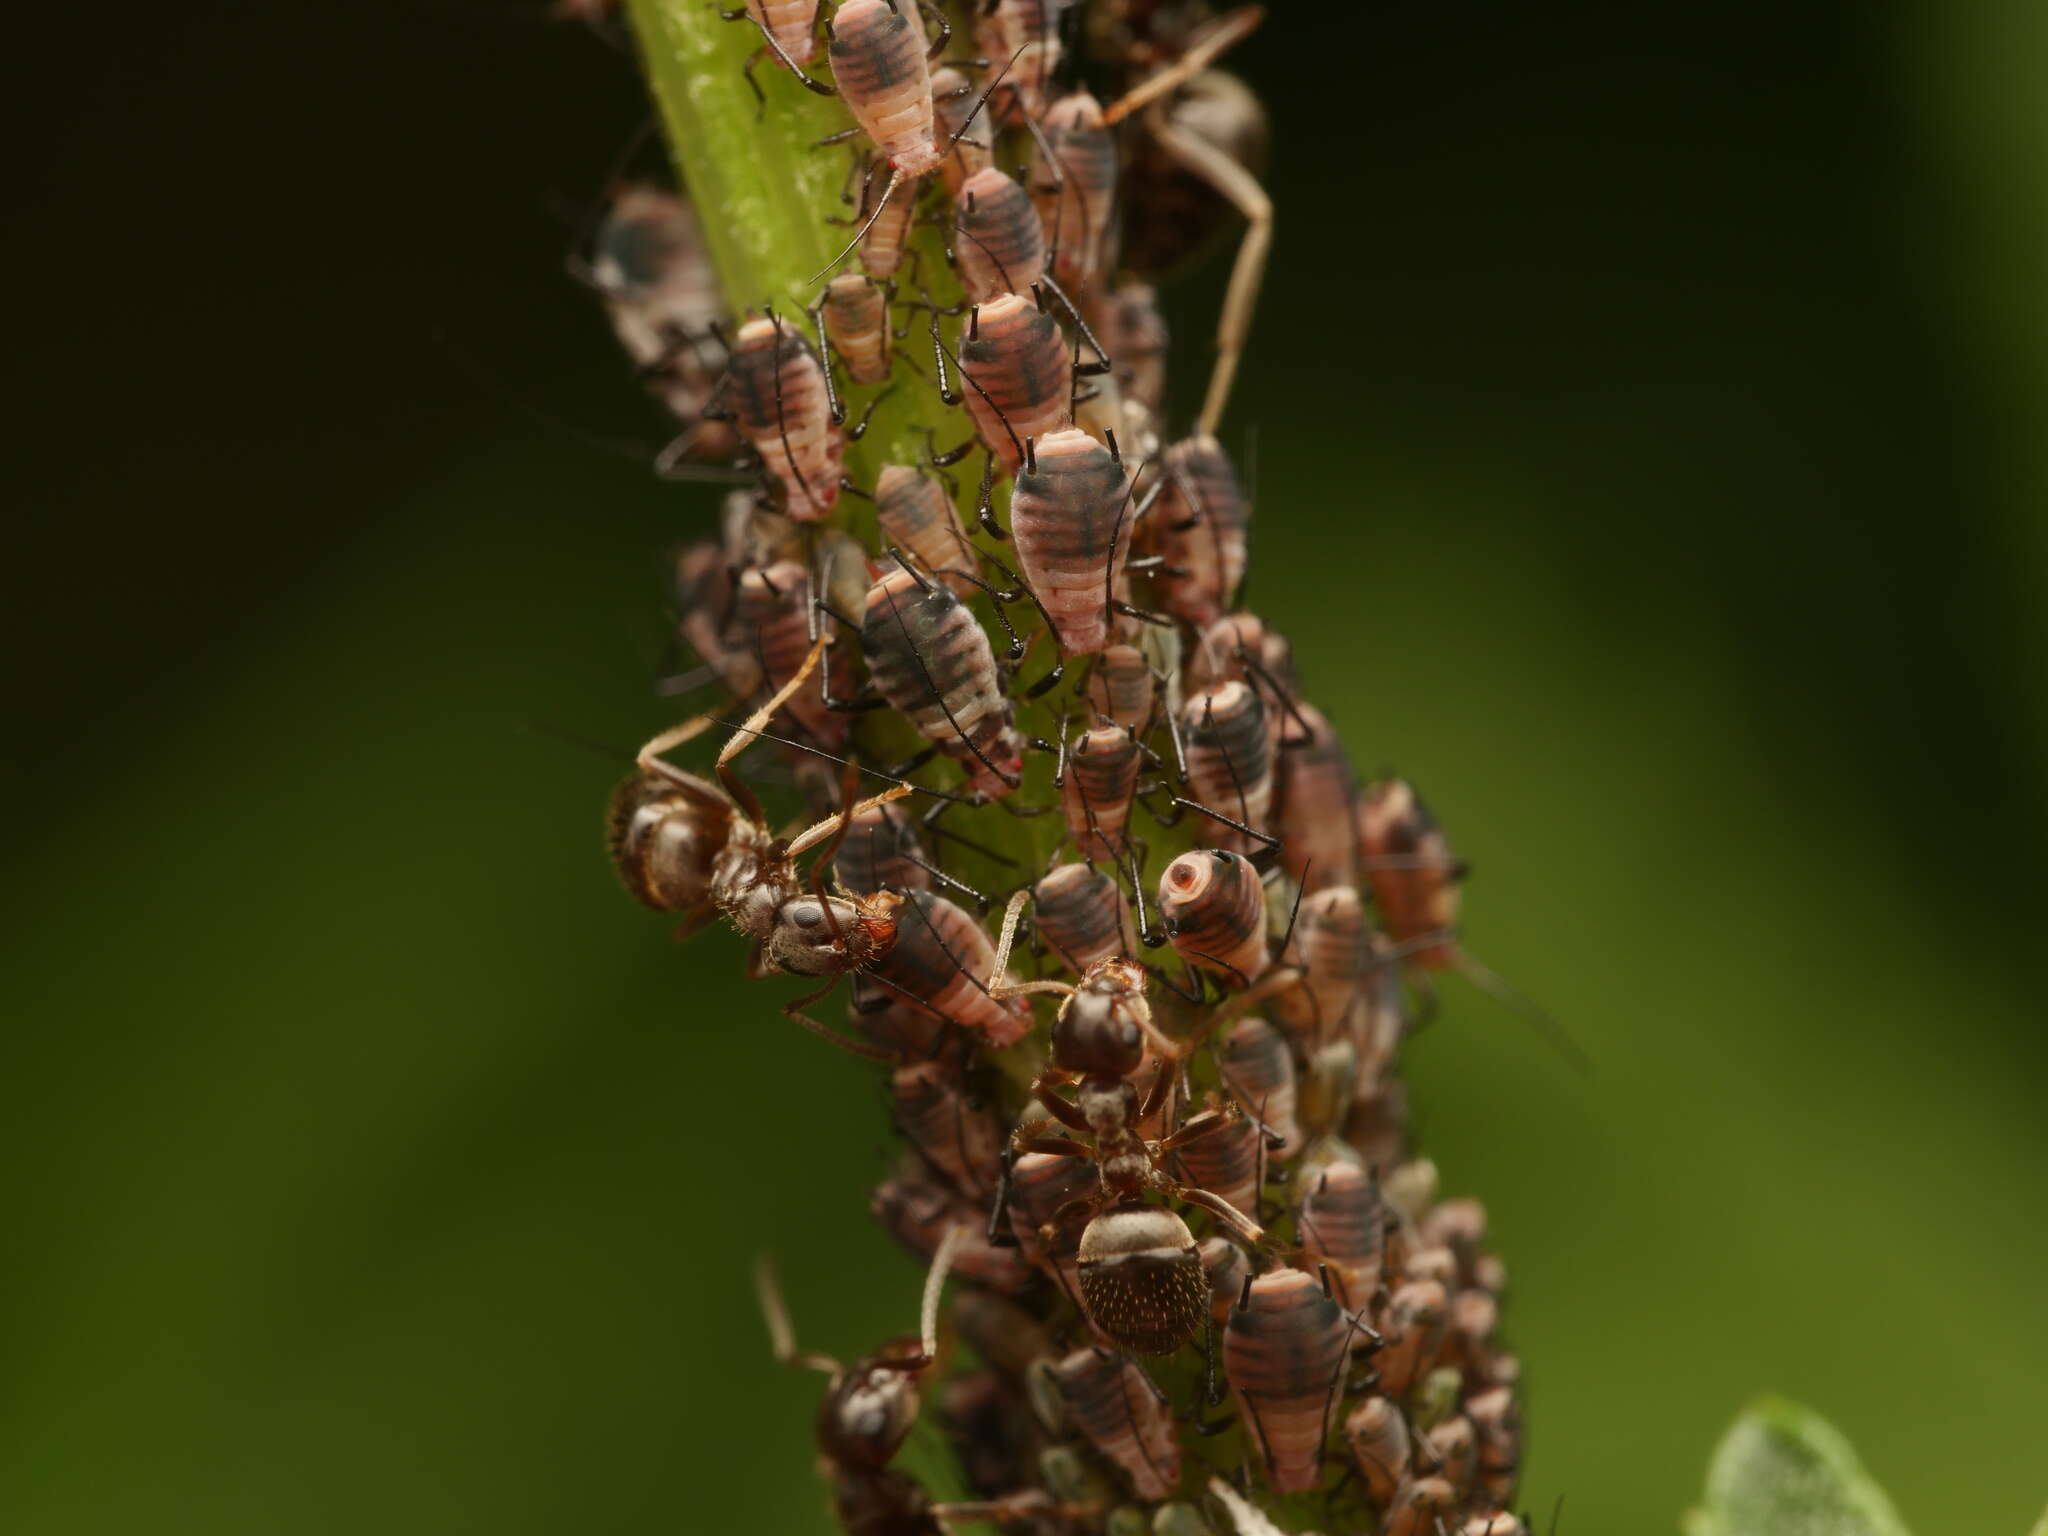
(606, 773, 731, 915)
(1075, 1203, 1207, 1356)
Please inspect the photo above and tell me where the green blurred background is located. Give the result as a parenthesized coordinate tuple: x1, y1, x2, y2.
(7, 0, 2045, 1531)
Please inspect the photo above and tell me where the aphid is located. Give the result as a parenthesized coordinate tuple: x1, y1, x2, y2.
(1030, 90, 1119, 293)
(734, 0, 823, 85)
(1181, 681, 1273, 855)
(1421, 1196, 1488, 1286)
(1012, 428, 1134, 657)
(1031, 862, 1135, 974)
(1223, 1266, 1360, 1494)
(821, 273, 892, 385)
(1096, 282, 1169, 418)
(1294, 1159, 1383, 1311)
(859, 562, 1026, 798)
(892, 1053, 1003, 1200)
(1217, 1015, 1299, 1156)
(1061, 723, 1142, 863)
(725, 312, 846, 517)
(1447, 1288, 1502, 1385)
(855, 155, 917, 279)
(1357, 778, 1462, 970)
(1051, 1347, 1182, 1501)
(1157, 849, 1268, 986)
(871, 1170, 1034, 1292)
(833, 800, 931, 897)
(1169, 1106, 1262, 1233)
(1004, 1147, 1095, 1307)
(1152, 434, 1250, 627)
(929, 67, 993, 196)
(1426, 1412, 1479, 1497)
(1085, 644, 1155, 731)
(734, 558, 851, 748)
(956, 293, 1072, 475)
(954, 167, 1047, 305)
(1401, 1246, 1458, 1291)
(1344, 1395, 1411, 1508)
(828, 0, 943, 176)
(1198, 1236, 1251, 1326)
(584, 186, 735, 453)
(671, 539, 764, 701)
(1269, 884, 1370, 1048)
(1275, 702, 1361, 892)
(874, 464, 979, 596)
(848, 972, 947, 1058)
(871, 889, 1033, 1047)
(1372, 1279, 1448, 1400)
(1345, 1077, 1409, 1182)
(1464, 1385, 1523, 1504)
(1383, 1476, 1458, 1536)
(1296, 1035, 1359, 1144)
(612, 645, 904, 979)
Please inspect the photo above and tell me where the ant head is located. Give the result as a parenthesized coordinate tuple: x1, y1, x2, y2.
(815, 1340, 925, 1468)
(1050, 962, 1148, 1076)
(768, 890, 901, 976)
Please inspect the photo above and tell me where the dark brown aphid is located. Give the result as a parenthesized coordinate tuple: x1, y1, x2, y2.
(822, 272, 892, 384)
(859, 563, 1025, 798)
(1294, 1160, 1383, 1311)
(874, 464, 978, 596)
(1031, 862, 1135, 974)
(1030, 90, 1119, 294)
(870, 889, 1033, 1047)
(1157, 849, 1269, 986)
(1372, 1278, 1448, 1400)
(1276, 702, 1361, 894)
(1358, 778, 1461, 970)
(871, 1170, 1033, 1293)
(1218, 1014, 1299, 1155)
(1012, 427, 1133, 656)
(1085, 643, 1155, 731)
(612, 647, 904, 980)
(1181, 680, 1273, 855)
(1383, 1475, 1458, 1536)
(585, 186, 736, 455)
(1152, 433, 1250, 627)
(1224, 1265, 1359, 1493)
(1060, 723, 1142, 863)
(954, 167, 1047, 305)
(1344, 1394, 1411, 1508)
(1050, 1347, 1182, 1501)
(734, 558, 852, 749)
(726, 313, 846, 518)
(832, 800, 930, 897)
(957, 293, 1072, 475)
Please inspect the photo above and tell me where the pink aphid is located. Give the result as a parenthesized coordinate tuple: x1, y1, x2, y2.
(726, 314, 844, 518)
(1010, 427, 1132, 656)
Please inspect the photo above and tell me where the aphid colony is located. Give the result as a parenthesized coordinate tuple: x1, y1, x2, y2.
(582, 2, 1536, 1532)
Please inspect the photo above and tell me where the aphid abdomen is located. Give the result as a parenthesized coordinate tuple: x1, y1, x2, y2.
(1170, 1108, 1261, 1222)
(1011, 428, 1132, 656)
(989, 0, 1063, 121)
(747, 0, 820, 67)
(1085, 644, 1154, 731)
(1031, 91, 1117, 292)
(874, 464, 978, 595)
(1277, 702, 1361, 892)
(1060, 725, 1140, 864)
(1153, 433, 1250, 626)
(856, 157, 916, 278)
(1359, 778, 1460, 968)
(893, 1058, 1002, 1200)
(930, 68, 993, 196)
(1295, 1160, 1384, 1310)
(1344, 1395, 1412, 1508)
(1182, 679, 1273, 854)
(727, 316, 844, 518)
(1006, 1148, 1093, 1304)
(1157, 850, 1269, 986)
(1031, 863, 1132, 974)
(606, 773, 732, 914)
(859, 565, 1024, 798)
(1219, 1015, 1300, 1156)
(871, 891, 1031, 1046)
(1384, 1476, 1458, 1536)
(955, 167, 1047, 305)
(1224, 1266, 1356, 1494)
(1199, 1236, 1251, 1327)
(848, 973, 947, 1057)
(958, 293, 1071, 475)
(821, 273, 891, 384)
(832, 801, 930, 896)
(735, 558, 847, 747)
(1373, 1278, 1448, 1400)
(828, 0, 939, 177)
(1050, 1348, 1182, 1501)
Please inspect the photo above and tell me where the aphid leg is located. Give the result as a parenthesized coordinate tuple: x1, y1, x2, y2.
(737, 43, 772, 117)
(752, 17, 838, 95)
(753, 1254, 844, 1375)
(985, 1148, 1018, 1244)
(782, 977, 898, 1060)
(1036, 273, 1114, 375)
(810, 170, 906, 286)
(805, 300, 848, 426)
(913, 0, 952, 55)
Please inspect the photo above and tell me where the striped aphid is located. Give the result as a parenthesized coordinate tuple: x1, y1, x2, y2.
(1150, 432, 1251, 627)
(873, 1169, 1034, 1294)
(1156, 848, 1268, 987)
(1028, 90, 1119, 295)
(869, 889, 1034, 1048)
(1049, 1346, 1182, 1501)
(819, 272, 893, 385)
(1010, 427, 1138, 657)
(951, 292, 1073, 476)
(873, 464, 980, 597)
(1344, 1394, 1413, 1509)
(1179, 680, 1274, 856)
(1058, 722, 1142, 864)
(1030, 861, 1136, 975)
(953, 167, 1048, 305)
(1223, 1264, 1374, 1495)
(1294, 1159, 1385, 1312)
(722, 310, 848, 518)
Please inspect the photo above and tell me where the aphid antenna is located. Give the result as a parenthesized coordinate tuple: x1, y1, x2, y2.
(1035, 272, 1114, 375)
(753, 12, 837, 96)
(935, 559, 1029, 660)
(811, 168, 907, 286)
(1453, 951, 1593, 1077)
(714, 717, 973, 804)
(951, 203, 1020, 295)
(930, 316, 1029, 470)
(1167, 796, 1280, 851)
(904, 848, 991, 911)
(804, 299, 849, 426)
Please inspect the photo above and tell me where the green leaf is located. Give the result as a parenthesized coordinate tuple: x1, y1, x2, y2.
(1683, 1398, 1912, 1536)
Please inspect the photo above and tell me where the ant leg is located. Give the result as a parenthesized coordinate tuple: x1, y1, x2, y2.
(714, 634, 833, 823)
(1100, 4, 1265, 125)
(753, 1253, 844, 1375)
(1170, 1181, 1264, 1246)
(784, 983, 898, 1061)
(932, 1495, 1096, 1530)
(784, 783, 916, 859)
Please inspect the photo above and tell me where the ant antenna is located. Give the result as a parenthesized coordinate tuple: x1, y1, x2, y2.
(919, 1223, 967, 1363)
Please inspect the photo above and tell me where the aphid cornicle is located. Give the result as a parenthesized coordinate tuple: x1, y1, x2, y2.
(1012, 428, 1134, 657)
(954, 167, 1047, 305)
(1157, 849, 1269, 986)
(1152, 433, 1250, 627)
(1050, 1347, 1182, 1501)
(1031, 862, 1135, 974)
(726, 313, 846, 518)
(859, 563, 1026, 798)
(832, 800, 930, 897)
(821, 272, 892, 385)
(1224, 1266, 1359, 1494)
(1373, 1278, 1448, 1400)
(1276, 702, 1361, 893)
(1295, 1160, 1384, 1311)
(870, 890, 1032, 1047)
(1030, 90, 1118, 293)
(1218, 1014, 1300, 1155)
(874, 464, 979, 596)
(1085, 643, 1155, 731)
(1358, 777, 1462, 969)
(1344, 1394, 1412, 1508)
(1061, 723, 1141, 864)
(1181, 680, 1273, 854)
(957, 293, 1072, 475)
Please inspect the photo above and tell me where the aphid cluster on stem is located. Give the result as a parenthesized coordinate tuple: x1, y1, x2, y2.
(573, 1, 1554, 1531)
